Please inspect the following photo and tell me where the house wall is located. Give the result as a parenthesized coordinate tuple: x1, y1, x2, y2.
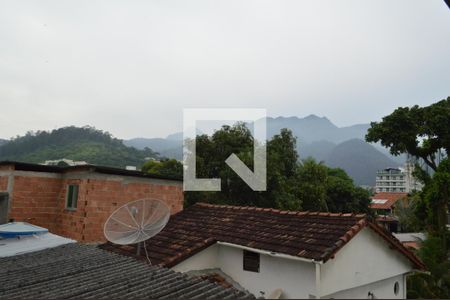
(172, 243, 316, 299)
(0, 176, 8, 191)
(171, 228, 415, 299)
(172, 244, 220, 273)
(80, 176, 183, 242)
(320, 227, 412, 297)
(325, 274, 405, 299)
(0, 169, 183, 242)
(10, 175, 62, 232)
(218, 245, 316, 299)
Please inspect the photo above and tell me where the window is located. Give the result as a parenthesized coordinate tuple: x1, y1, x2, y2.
(66, 184, 79, 210)
(394, 281, 399, 295)
(243, 250, 260, 272)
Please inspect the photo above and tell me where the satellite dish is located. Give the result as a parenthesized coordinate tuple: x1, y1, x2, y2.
(104, 199, 170, 245)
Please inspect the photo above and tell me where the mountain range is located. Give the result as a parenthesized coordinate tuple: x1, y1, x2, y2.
(124, 115, 403, 185)
(0, 115, 403, 185)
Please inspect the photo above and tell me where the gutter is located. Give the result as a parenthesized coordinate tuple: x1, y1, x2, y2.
(216, 241, 323, 264)
(216, 241, 324, 298)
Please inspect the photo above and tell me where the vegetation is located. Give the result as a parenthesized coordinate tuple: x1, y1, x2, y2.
(164, 123, 372, 213)
(0, 126, 159, 168)
(366, 97, 450, 299)
(141, 158, 182, 178)
(407, 235, 450, 298)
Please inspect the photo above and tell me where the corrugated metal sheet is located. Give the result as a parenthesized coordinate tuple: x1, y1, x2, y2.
(0, 243, 253, 299)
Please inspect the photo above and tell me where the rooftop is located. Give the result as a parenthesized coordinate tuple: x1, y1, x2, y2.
(370, 192, 408, 209)
(0, 243, 253, 299)
(0, 230, 75, 257)
(0, 160, 182, 182)
(101, 202, 424, 270)
(377, 167, 402, 174)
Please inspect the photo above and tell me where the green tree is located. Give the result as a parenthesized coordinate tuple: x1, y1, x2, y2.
(326, 167, 372, 214)
(185, 124, 371, 213)
(296, 159, 328, 211)
(366, 97, 450, 242)
(407, 235, 450, 299)
(142, 159, 182, 178)
(366, 97, 450, 299)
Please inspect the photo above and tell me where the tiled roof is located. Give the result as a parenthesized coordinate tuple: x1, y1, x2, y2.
(0, 243, 253, 299)
(370, 192, 408, 209)
(102, 202, 424, 270)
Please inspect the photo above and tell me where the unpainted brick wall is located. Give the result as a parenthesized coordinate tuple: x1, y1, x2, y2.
(80, 179, 183, 242)
(7, 172, 183, 242)
(9, 176, 62, 232)
(0, 176, 8, 192)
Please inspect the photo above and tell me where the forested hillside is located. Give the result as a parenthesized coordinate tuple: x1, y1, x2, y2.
(126, 115, 402, 185)
(0, 126, 159, 168)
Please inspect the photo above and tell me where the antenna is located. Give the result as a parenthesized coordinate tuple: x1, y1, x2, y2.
(103, 199, 170, 262)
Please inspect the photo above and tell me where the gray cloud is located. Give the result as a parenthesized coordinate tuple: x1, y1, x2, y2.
(0, 0, 449, 139)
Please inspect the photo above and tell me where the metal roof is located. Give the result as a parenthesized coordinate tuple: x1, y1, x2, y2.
(0, 243, 253, 299)
(0, 222, 48, 238)
(0, 232, 75, 257)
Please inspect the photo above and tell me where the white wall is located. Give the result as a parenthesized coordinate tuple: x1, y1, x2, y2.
(217, 245, 316, 299)
(320, 228, 413, 297)
(325, 274, 405, 299)
(171, 244, 219, 273)
(172, 242, 316, 298)
(171, 228, 415, 299)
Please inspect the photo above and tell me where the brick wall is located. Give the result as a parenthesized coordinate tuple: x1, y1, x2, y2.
(6, 171, 183, 242)
(9, 176, 62, 232)
(80, 178, 183, 242)
(54, 178, 86, 241)
(0, 176, 8, 192)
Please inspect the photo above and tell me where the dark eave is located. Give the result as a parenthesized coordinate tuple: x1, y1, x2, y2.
(0, 160, 182, 182)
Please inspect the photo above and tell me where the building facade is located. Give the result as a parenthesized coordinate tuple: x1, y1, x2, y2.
(0, 161, 183, 242)
(375, 163, 423, 193)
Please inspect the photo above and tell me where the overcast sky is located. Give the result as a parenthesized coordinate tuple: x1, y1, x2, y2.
(0, 0, 449, 139)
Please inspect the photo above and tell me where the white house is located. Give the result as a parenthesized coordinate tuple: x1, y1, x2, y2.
(104, 203, 425, 299)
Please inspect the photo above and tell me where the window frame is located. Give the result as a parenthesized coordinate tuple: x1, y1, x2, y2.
(243, 250, 260, 273)
(65, 184, 79, 211)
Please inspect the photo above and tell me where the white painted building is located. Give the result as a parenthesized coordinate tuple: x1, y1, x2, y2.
(122, 203, 425, 299)
(375, 163, 423, 193)
(172, 228, 419, 299)
(43, 158, 88, 166)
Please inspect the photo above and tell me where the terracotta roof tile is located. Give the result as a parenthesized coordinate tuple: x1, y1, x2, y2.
(101, 203, 424, 270)
(370, 192, 408, 209)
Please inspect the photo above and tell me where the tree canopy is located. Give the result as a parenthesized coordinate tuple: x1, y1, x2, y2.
(366, 97, 450, 299)
(163, 124, 372, 213)
(366, 98, 449, 237)
(141, 158, 183, 179)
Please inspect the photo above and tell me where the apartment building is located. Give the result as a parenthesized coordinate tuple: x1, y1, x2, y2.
(375, 163, 423, 193)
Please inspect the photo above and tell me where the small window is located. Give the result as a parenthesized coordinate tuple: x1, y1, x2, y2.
(66, 184, 79, 210)
(394, 281, 399, 295)
(243, 250, 260, 272)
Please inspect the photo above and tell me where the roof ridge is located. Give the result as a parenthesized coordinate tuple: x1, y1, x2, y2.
(194, 202, 366, 218)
